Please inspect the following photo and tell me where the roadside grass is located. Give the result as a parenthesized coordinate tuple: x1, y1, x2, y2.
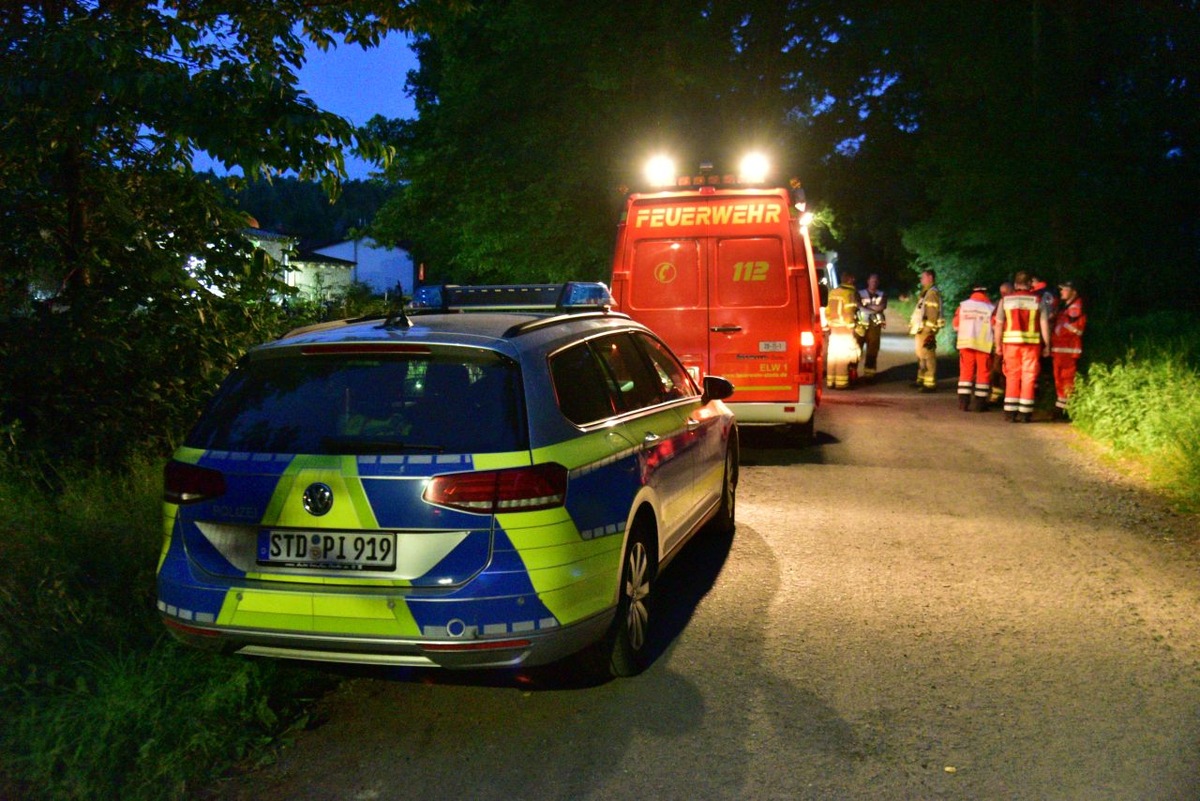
(0, 458, 331, 801)
(1069, 340, 1200, 512)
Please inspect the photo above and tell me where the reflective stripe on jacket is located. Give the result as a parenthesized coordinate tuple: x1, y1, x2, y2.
(999, 290, 1042, 345)
(1051, 297, 1086, 356)
(954, 293, 996, 352)
(826, 284, 859, 329)
(910, 286, 944, 335)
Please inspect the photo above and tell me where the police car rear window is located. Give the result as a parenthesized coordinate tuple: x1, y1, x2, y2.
(186, 351, 525, 454)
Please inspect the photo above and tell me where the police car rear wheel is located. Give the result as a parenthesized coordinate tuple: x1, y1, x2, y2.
(714, 438, 738, 535)
(608, 524, 656, 677)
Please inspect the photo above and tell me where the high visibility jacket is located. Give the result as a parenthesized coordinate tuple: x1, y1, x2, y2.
(857, 288, 887, 326)
(953, 291, 995, 352)
(997, 290, 1042, 345)
(909, 286, 944, 335)
(825, 283, 859, 330)
(1051, 297, 1086, 356)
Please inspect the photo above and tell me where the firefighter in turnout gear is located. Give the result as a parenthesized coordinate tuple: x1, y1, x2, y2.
(1051, 280, 1087, 419)
(993, 271, 1052, 422)
(953, 285, 996, 411)
(825, 273, 860, 390)
(856, 273, 888, 378)
(909, 269, 944, 391)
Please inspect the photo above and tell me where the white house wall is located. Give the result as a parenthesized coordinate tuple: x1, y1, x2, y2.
(314, 238, 414, 295)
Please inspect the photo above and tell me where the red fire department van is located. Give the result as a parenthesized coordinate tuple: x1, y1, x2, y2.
(609, 156, 825, 440)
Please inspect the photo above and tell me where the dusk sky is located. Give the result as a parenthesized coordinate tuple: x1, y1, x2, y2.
(299, 33, 420, 179)
(195, 33, 419, 180)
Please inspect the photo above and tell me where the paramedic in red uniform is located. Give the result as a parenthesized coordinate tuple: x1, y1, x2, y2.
(952, 285, 995, 412)
(993, 271, 1051, 423)
(1051, 280, 1087, 420)
(824, 273, 859, 390)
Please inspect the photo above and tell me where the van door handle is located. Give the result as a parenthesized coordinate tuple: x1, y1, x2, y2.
(711, 325, 742, 333)
(686, 418, 701, 431)
(643, 432, 661, 444)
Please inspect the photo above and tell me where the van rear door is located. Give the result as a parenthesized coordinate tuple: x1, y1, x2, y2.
(706, 233, 795, 402)
(618, 192, 810, 404)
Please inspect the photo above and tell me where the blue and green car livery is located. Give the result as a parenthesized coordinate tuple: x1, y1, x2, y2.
(157, 284, 738, 676)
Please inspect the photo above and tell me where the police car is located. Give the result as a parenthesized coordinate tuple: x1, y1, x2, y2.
(157, 282, 738, 677)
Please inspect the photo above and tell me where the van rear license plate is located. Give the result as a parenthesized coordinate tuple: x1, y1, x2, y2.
(258, 531, 397, 571)
(759, 341, 786, 352)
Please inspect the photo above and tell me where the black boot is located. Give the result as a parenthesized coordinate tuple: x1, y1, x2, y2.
(958, 395, 971, 411)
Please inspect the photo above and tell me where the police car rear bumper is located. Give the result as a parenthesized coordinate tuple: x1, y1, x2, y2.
(161, 609, 615, 670)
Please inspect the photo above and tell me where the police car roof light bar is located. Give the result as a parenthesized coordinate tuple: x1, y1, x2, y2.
(407, 283, 614, 314)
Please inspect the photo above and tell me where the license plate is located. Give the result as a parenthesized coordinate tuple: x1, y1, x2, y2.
(257, 531, 397, 571)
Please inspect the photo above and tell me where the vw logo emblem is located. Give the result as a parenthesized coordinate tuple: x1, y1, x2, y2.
(302, 483, 334, 516)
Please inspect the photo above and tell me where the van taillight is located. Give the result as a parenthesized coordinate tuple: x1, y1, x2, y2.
(799, 329, 818, 366)
(797, 329, 818, 383)
(163, 461, 226, 504)
(423, 464, 568, 513)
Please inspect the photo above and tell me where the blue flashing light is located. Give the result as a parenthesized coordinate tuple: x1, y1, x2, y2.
(562, 282, 614, 309)
(406, 283, 613, 314)
(410, 285, 446, 310)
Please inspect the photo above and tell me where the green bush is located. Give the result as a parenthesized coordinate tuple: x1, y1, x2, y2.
(0, 460, 332, 801)
(1070, 344, 1200, 510)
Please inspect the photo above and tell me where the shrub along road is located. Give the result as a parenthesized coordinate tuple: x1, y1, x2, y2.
(209, 328, 1200, 801)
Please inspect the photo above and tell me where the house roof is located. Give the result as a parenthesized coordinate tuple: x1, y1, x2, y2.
(244, 227, 295, 243)
(294, 250, 356, 267)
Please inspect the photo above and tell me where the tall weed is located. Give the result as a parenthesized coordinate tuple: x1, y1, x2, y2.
(1070, 345, 1200, 510)
(0, 460, 332, 800)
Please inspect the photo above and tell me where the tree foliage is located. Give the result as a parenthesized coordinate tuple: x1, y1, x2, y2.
(369, 0, 818, 284)
(374, 0, 1198, 318)
(0, 1, 457, 469)
(809, 1, 1200, 316)
(223, 176, 397, 250)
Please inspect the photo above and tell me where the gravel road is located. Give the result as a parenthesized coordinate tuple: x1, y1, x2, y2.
(210, 325, 1200, 801)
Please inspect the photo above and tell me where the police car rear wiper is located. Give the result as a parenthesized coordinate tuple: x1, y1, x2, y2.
(320, 437, 445, 454)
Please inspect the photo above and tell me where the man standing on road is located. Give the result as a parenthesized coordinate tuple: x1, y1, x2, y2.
(857, 273, 888, 379)
(1050, 280, 1087, 420)
(825, 272, 859, 390)
(953, 285, 996, 411)
(909, 269, 944, 392)
(989, 281, 1013, 408)
(993, 271, 1051, 422)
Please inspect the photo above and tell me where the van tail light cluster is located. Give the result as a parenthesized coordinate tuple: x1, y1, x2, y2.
(164, 461, 226, 504)
(423, 464, 568, 513)
(797, 329, 819, 385)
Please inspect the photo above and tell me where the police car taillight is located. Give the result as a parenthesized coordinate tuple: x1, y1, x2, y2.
(423, 464, 568, 513)
(164, 461, 226, 504)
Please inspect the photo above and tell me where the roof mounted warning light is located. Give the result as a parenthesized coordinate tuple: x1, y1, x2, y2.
(638, 153, 786, 192)
(407, 282, 615, 315)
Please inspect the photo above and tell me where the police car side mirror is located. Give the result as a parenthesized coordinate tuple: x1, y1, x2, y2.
(702, 375, 735, 402)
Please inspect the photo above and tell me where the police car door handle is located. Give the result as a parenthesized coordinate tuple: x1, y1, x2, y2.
(685, 418, 701, 431)
(711, 325, 742, 333)
(643, 432, 661, 444)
